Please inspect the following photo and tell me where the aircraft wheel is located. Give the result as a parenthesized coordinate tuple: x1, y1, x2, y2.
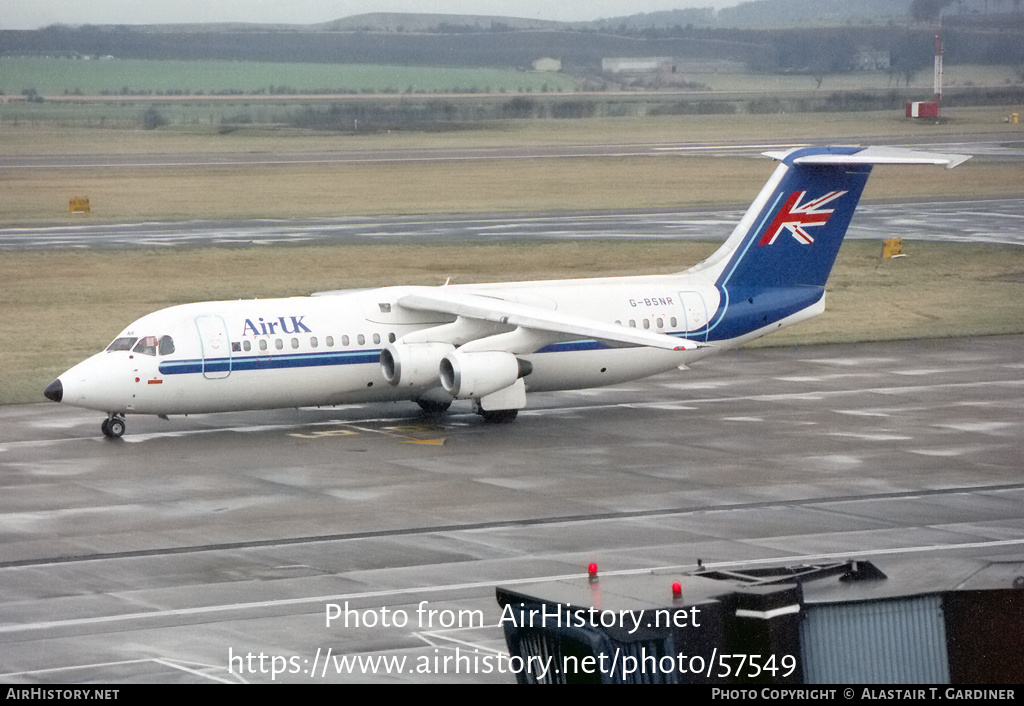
(481, 409, 518, 424)
(417, 399, 452, 415)
(103, 417, 126, 439)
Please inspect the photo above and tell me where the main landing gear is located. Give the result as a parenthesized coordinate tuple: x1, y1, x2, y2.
(416, 399, 453, 415)
(481, 409, 518, 423)
(417, 398, 518, 423)
(101, 414, 126, 439)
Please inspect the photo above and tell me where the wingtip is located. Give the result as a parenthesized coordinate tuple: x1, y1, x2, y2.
(944, 154, 972, 169)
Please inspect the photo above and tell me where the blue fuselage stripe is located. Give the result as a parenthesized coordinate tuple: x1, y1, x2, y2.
(159, 350, 381, 375)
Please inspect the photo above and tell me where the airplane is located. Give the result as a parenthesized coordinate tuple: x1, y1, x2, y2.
(43, 145, 969, 438)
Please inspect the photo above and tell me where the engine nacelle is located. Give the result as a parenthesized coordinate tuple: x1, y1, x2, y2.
(439, 350, 533, 400)
(380, 342, 455, 388)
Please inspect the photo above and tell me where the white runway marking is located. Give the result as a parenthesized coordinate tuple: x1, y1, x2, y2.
(0, 658, 246, 684)
(3, 537, 1023, 637)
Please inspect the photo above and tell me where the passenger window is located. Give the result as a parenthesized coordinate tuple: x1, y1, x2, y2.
(291, 338, 299, 349)
(357, 334, 365, 346)
(629, 320, 636, 328)
(373, 333, 381, 345)
(326, 336, 334, 348)
(657, 318, 664, 329)
(275, 339, 283, 350)
(388, 332, 396, 343)
(671, 317, 677, 328)
(106, 337, 137, 352)
(159, 335, 175, 355)
(643, 319, 650, 329)
(342, 335, 349, 346)
(133, 336, 158, 356)
(259, 340, 268, 351)
(243, 340, 251, 352)
(310, 337, 318, 348)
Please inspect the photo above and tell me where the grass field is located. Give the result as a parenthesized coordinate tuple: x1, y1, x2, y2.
(2, 57, 1020, 132)
(3, 57, 1017, 99)
(0, 57, 578, 97)
(2, 108, 1023, 225)
(2, 106, 1021, 156)
(2, 153, 1022, 225)
(692, 64, 1023, 93)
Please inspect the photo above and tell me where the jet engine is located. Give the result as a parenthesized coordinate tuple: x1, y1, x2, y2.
(380, 342, 455, 388)
(439, 349, 533, 399)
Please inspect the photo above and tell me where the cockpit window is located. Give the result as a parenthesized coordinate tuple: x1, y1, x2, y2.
(106, 337, 138, 352)
(133, 336, 159, 356)
(159, 335, 175, 356)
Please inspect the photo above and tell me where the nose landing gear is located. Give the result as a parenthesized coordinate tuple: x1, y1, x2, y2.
(101, 415, 126, 439)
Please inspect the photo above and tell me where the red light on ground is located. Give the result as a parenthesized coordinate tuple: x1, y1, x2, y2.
(588, 562, 598, 579)
(672, 582, 682, 599)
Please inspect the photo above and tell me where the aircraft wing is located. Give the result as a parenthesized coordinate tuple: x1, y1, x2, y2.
(396, 288, 703, 352)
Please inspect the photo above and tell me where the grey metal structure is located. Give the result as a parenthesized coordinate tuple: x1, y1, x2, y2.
(496, 558, 1024, 684)
(800, 596, 949, 684)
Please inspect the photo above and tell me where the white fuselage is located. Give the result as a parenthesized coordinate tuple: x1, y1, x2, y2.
(55, 271, 816, 418)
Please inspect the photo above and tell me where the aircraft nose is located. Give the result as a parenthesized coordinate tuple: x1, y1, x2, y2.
(44, 379, 63, 403)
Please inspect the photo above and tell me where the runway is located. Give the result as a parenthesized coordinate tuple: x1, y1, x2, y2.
(2, 134, 1021, 171)
(3, 134, 1021, 251)
(2, 335, 1023, 683)
(2, 197, 1024, 251)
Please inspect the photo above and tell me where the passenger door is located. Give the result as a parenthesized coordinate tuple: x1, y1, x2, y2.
(195, 315, 232, 379)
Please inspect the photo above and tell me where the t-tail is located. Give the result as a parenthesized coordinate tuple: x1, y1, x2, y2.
(689, 145, 969, 344)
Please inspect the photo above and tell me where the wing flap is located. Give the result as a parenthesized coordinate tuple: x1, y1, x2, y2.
(397, 288, 702, 352)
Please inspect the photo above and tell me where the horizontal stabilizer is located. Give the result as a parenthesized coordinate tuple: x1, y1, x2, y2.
(763, 146, 970, 169)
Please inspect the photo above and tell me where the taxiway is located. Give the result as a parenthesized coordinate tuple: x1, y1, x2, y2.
(2, 335, 1022, 683)
(2, 197, 1023, 251)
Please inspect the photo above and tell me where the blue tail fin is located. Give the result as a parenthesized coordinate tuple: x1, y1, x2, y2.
(696, 145, 969, 342)
(718, 147, 871, 293)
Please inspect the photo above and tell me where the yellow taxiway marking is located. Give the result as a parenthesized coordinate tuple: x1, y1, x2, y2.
(289, 423, 446, 445)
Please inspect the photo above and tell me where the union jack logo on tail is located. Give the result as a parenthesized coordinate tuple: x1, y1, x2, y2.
(759, 190, 847, 246)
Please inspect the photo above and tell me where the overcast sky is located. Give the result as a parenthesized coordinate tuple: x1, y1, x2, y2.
(2, 1, 744, 30)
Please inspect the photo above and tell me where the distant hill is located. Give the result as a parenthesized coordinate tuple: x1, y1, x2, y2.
(309, 3, 921, 32)
(594, 0, 1020, 29)
(4, 0, 1020, 73)
(314, 13, 566, 32)
(25, 0, 1016, 36)
(99, 2, 920, 34)
(716, 0, 914, 28)
(599, 0, 914, 30)
(303, 3, 920, 32)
